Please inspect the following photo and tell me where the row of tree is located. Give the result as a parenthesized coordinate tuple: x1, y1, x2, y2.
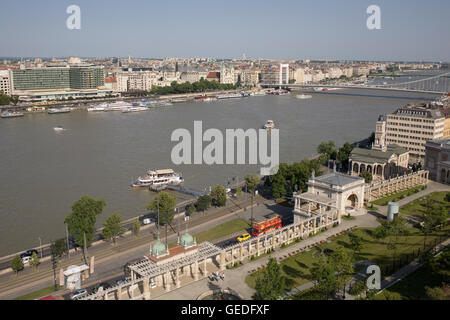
(0, 90, 18, 106)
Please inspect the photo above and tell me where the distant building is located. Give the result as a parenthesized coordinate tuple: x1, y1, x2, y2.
(220, 63, 235, 84)
(0, 70, 12, 96)
(424, 138, 450, 184)
(206, 72, 220, 83)
(382, 103, 450, 163)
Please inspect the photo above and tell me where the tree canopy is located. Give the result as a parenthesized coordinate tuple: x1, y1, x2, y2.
(211, 185, 227, 207)
(64, 195, 106, 248)
(196, 195, 211, 212)
(102, 213, 126, 244)
(147, 192, 177, 226)
(253, 258, 286, 300)
(245, 174, 260, 193)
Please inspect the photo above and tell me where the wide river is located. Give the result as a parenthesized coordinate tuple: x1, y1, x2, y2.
(0, 88, 440, 255)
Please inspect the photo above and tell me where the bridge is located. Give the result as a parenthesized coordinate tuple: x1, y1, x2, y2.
(262, 66, 450, 94)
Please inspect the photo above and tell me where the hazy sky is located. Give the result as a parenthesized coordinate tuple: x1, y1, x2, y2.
(1, 0, 449, 61)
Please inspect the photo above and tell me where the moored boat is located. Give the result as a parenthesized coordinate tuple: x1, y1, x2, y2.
(1, 111, 24, 118)
(132, 169, 184, 188)
(263, 120, 275, 129)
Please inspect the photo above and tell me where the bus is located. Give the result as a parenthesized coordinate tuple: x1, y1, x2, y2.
(251, 214, 283, 237)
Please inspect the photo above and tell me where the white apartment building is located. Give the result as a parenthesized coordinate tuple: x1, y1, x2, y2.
(115, 69, 160, 92)
(383, 103, 449, 163)
(0, 70, 12, 96)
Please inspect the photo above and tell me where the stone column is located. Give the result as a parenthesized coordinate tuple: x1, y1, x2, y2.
(203, 259, 207, 278)
(220, 252, 226, 270)
(256, 238, 261, 256)
(176, 268, 181, 288)
(142, 278, 150, 300)
(193, 261, 199, 281)
(164, 272, 171, 292)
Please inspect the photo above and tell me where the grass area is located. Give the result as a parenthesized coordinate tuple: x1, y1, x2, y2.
(375, 247, 449, 300)
(399, 191, 450, 217)
(168, 218, 250, 248)
(342, 215, 356, 221)
(14, 285, 62, 300)
(245, 225, 450, 292)
(371, 186, 426, 206)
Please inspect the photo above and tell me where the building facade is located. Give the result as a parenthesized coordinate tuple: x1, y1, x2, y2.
(0, 70, 11, 96)
(424, 138, 450, 184)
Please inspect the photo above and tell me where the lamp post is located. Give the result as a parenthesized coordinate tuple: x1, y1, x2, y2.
(38, 237, 43, 259)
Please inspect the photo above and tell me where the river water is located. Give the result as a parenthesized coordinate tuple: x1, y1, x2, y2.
(0, 88, 439, 255)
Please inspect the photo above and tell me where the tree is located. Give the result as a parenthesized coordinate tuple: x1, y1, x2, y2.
(53, 238, 68, 258)
(29, 252, 40, 271)
(374, 216, 409, 263)
(187, 204, 195, 216)
(64, 195, 106, 264)
(211, 185, 227, 207)
(133, 219, 140, 237)
(348, 232, 363, 258)
(445, 192, 450, 203)
(10, 95, 19, 106)
(102, 213, 125, 245)
(329, 248, 354, 290)
(235, 186, 242, 197)
(245, 174, 260, 193)
(147, 192, 176, 242)
(196, 195, 211, 213)
(253, 258, 286, 300)
(425, 284, 449, 300)
(359, 170, 372, 183)
(311, 257, 338, 300)
(337, 142, 354, 171)
(317, 141, 336, 160)
(11, 255, 24, 276)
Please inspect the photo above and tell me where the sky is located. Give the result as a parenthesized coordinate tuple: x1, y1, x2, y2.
(0, 0, 449, 61)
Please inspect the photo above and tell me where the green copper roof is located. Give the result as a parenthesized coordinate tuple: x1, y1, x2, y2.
(152, 239, 167, 257)
(350, 144, 408, 164)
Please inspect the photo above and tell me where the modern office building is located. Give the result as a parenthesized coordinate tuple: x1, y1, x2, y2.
(381, 103, 450, 163)
(10, 65, 109, 101)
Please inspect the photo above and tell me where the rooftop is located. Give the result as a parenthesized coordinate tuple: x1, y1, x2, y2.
(311, 171, 364, 187)
(350, 144, 408, 164)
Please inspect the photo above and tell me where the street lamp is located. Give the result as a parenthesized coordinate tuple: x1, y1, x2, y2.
(38, 237, 43, 259)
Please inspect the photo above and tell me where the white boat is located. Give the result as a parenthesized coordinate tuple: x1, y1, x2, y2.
(132, 169, 184, 188)
(250, 90, 266, 96)
(1, 111, 24, 118)
(216, 93, 244, 99)
(263, 120, 275, 129)
(122, 106, 148, 113)
(53, 126, 66, 132)
(48, 108, 70, 114)
(87, 103, 108, 112)
(296, 94, 312, 99)
(313, 87, 324, 92)
(106, 101, 132, 111)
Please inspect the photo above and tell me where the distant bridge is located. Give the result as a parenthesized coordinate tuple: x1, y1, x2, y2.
(261, 69, 450, 94)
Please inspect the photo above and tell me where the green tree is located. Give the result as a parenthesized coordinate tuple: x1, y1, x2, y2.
(64, 195, 106, 264)
(245, 174, 260, 193)
(337, 142, 354, 171)
(133, 219, 140, 237)
(253, 258, 286, 300)
(102, 213, 125, 245)
(211, 185, 227, 207)
(311, 257, 338, 300)
(348, 232, 363, 258)
(329, 248, 354, 290)
(187, 204, 195, 216)
(147, 192, 177, 242)
(374, 216, 409, 263)
(445, 192, 450, 203)
(359, 170, 372, 183)
(29, 252, 40, 271)
(53, 238, 68, 258)
(10, 95, 19, 106)
(425, 285, 449, 300)
(196, 195, 211, 213)
(11, 255, 24, 276)
(235, 186, 242, 197)
(317, 141, 336, 160)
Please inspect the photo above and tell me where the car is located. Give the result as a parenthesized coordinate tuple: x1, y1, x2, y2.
(143, 217, 156, 225)
(69, 289, 88, 300)
(237, 233, 251, 242)
(21, 256, 31, 264)
(20, 249, 38, 259)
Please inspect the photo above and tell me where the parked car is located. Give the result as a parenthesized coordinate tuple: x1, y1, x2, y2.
(143, 218, 156, 225)
(20, 249, 38, 259)
(70, 289, 88, 300)
(237, 233, 251, 242)
(21, 256, 31, 264)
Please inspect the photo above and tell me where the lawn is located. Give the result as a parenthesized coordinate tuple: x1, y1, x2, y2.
(14, 285, 62, 300)
(168, 218, 250, 248)
(245, 225, 450, 292)
(399, 191, 450, 217)
(371, 186, 426, 206)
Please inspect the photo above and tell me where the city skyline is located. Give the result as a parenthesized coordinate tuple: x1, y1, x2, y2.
(1, 0, 449, 61)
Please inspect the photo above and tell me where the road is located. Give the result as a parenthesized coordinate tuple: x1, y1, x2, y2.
(0, 194, 289, 300)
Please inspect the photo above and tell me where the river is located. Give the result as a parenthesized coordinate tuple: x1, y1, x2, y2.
(0, 88, 440, 256)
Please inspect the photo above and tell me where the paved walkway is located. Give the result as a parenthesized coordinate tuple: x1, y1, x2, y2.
(155, 213, 379, 300)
